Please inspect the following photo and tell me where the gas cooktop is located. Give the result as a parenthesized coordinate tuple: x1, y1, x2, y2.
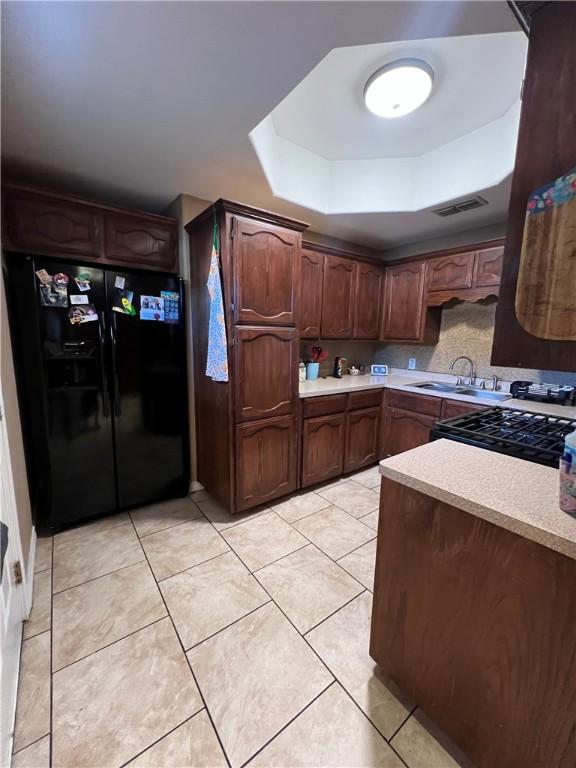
(432, 407, 576, 467)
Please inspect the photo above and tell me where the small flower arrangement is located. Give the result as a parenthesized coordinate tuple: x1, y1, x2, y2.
(306, 345, 329, 364)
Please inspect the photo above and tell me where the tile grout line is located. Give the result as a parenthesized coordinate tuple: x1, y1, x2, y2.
(51, 556, 147, 596)
(116, 712, 202, 768)
(127, 514, 234, 768)
(251, 541, 369, 600)
(52, 615, 168, 675)
(154, 546, 234, 584)
(238, 680, 337, 768)
(182, 598, 273, 653)
(132, 511, 204, 540)
(53, 519, 133, 547)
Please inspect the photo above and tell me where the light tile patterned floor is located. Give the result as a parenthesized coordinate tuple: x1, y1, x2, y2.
(11, 472, 469, 768)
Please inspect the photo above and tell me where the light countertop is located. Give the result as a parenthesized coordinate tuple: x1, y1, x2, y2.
(299, 370, 576, 420)
(379, 439, 576, 560)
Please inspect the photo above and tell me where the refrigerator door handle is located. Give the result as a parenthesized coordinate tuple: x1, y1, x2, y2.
(98, 313, 111, 418)
(110, 311, 122, 418)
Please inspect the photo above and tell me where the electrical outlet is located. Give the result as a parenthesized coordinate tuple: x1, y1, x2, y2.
(408, 357, 416, 370)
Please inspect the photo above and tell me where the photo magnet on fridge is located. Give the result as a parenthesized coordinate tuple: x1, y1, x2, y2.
(53, 272, 69, 286)
(161, 291, 179, 323)
(70, 294, 89, 305)
(35, 268, 52, 285)
(114, 275, 125, 289)
(39, 282, 68, 308)
(140, 295, 164, 321)
(68, 304, 98, 324)
(74, 277, 91, 291)
(112, 288, 136, 316)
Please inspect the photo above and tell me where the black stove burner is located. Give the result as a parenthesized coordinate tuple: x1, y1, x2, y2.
(431, 407, 576, 467)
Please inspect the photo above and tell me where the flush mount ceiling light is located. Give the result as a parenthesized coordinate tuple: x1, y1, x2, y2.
(364, 59, 434, 118)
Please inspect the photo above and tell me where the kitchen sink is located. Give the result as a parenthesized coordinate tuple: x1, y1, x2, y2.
(411, 381, 511, 402)
(412, 382, 463, 393)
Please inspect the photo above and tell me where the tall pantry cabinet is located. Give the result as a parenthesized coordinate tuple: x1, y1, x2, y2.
(187, 200, 307, 513)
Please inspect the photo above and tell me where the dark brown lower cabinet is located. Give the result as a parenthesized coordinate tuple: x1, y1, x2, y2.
(235, 415, 297, 510)
(383, 407, 436, 457)
(345, 407, 380, 472)
(301, 413, 345, 488)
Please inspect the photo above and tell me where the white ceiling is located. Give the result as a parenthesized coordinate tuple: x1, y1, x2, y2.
(0, 1, 522, 249)
(271, 33, 527, 160)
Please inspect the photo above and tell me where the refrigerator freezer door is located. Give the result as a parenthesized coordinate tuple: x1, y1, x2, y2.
(10, 258, 117, 529)
(105, 270, 189, 508)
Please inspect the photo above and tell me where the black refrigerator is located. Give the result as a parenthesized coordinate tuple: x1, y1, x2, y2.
(5, 254, 190, 532)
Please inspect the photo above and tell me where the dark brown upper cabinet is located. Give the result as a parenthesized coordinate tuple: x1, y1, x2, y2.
(235, 415, 297, 510)
(234, 326, 298, 422)
(473, 246, 503, 288)
(103, 214, 177, 272)
(232, 216, 299, 326)
(381, 261, 439, 344)
(3, 184, 179, 272)
(4, 189, 102, 259)
(321, 255, 355, 338)
(353, 262, 384, 339)
(427, 253, 474, 292)
(300, 247, 324, 338)
(492, 2, 576, 371)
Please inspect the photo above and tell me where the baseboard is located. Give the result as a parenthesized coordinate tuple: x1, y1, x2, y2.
(189, 480, 204, 493)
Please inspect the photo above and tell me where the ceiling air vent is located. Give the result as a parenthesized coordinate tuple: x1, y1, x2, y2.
(432, 196, 488, 217)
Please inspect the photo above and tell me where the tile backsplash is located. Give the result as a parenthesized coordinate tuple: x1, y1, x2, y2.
(300, 300, 575, 385)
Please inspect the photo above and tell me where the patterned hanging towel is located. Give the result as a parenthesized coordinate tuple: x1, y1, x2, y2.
(206, 219, 229, 382)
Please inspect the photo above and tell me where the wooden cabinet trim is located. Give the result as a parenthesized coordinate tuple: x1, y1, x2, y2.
(473, 247, 504, 288)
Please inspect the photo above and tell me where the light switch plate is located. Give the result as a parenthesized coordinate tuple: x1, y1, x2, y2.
(408, 358, 416, 370)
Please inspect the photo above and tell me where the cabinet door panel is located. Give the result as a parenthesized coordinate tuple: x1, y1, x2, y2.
(427, 253, 474, 292)
(6, 194, 102, 259)
(301, 414, 345, 488)
(233, 217, 299, 325)
(234, 327, 298, 422)
(381, 262, 426, 341)
(473, 247, 504, 288)
(104, 215, 177, 271)
(321, 256, 355, 338)
(354, 262, 383, 339)
(300, 248, 324, 338)
(383, 407, 435, 457)
(345, 407, 380, 472)
(236, 415, 297, 510)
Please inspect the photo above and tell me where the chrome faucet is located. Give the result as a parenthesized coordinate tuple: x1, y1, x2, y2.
(449, 356, 476, 386)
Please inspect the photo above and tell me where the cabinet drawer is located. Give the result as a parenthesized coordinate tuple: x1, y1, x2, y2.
(348, 389, 382, 411)
(387, 389, 442, 417)
(441, 398, 487, 420)
(302, 394, 347, 418)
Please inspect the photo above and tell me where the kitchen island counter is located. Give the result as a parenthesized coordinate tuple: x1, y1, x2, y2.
(371, 440, 576, 768)
(378, 438, 576, 559)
